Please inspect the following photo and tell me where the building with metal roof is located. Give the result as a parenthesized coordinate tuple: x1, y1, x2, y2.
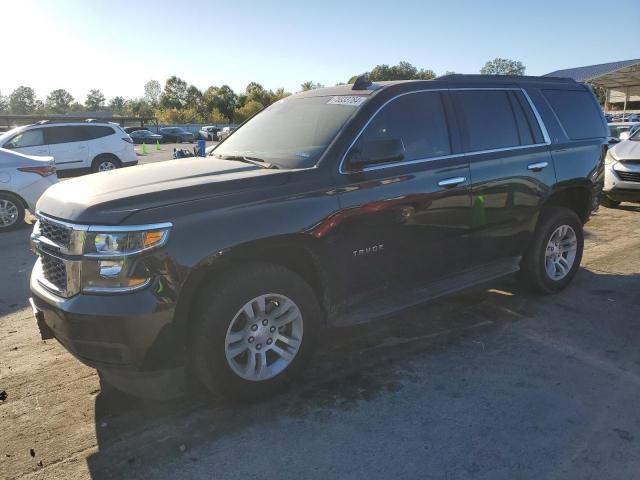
(545, 59, 640, 113)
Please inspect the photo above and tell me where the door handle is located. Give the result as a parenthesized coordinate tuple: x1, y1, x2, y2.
(438, 176, 466, 188)
(527, 161, 549, 172)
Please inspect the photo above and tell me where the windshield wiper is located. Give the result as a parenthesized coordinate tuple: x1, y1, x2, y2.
(215, 154, 278, 169)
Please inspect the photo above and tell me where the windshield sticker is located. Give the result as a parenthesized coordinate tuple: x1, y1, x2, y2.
(327, 96, 367, 107)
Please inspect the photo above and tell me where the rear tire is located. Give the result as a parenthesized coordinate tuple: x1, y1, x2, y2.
(0, 192, 25, 232)
(192, 263, 320, 401)
(600, 196, 621, 208)
(520, 207, 584, 294)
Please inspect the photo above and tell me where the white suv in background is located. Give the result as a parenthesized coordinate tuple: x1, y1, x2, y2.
(0, 121, 137, 174)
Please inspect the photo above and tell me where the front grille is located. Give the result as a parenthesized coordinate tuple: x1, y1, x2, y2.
(41, 255, 67, 292)
(616, 170, 640, 183)
(40, 218, 71, 248)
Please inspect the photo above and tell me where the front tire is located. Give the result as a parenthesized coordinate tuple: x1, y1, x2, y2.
(0, 193, 25, 232)
(520, 207, 584, 294)
(192, 263, 320, 400)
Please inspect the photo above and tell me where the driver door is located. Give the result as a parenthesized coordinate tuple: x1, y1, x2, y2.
(332, 90, 472, 297)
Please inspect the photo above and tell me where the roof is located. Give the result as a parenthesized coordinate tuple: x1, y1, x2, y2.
(544, 59, 640, 88)
(299, 74, 576, 99)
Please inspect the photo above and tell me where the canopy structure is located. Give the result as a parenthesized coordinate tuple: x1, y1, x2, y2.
(545, 59, 640, 113)
(0, 113, 156, 132)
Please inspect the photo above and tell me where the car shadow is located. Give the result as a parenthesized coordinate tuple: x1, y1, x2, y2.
(0, 220, 35, 315)
(84, 268, 640, 479)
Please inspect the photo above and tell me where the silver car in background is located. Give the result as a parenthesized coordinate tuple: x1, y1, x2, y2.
(0, 148, 58, 231)
(602, 128, 640, 208)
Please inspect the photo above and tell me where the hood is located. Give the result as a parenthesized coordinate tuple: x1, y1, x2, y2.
(37, 156, 289, 224)
(611, 140, 640, 161)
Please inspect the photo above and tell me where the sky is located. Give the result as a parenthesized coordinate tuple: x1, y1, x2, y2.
(3, 0, 639, 103)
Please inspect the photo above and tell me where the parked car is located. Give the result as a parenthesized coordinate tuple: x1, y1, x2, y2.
(129, 129, 164, 144)
(601, 127, 640, 207)
(0, 121, 137, 174)
(30, 75, 607, 400)
(608, 121, 640, 140)
(0, 148, 57, 231)
(159, 127, 195, 143)
(124, 126, 148, 134)
(199, 126, 221, 141)
(216, 126, 236, 141)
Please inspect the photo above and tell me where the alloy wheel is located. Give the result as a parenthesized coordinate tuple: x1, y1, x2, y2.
(98, 161, 118, 171)
(544, 225, 578, 280)
(224, 294, 303, 381)
(0, 199, 19, 228)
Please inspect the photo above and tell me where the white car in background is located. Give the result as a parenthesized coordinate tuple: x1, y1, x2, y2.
(0, 148, 57, 231)
(0, 121, 137, 175)
(602, 128, 640, 208)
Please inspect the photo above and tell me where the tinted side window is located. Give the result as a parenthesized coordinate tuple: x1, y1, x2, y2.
(452, 90, 520, 152)
(355, 91, 451, 162)
(6, 128, 45, 148)
(83, 126, 114, 140)
(45, 126, 87, 144)
(542, 89, 606, 140)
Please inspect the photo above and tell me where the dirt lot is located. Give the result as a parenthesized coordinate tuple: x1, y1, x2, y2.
(1, 204, 640, 479)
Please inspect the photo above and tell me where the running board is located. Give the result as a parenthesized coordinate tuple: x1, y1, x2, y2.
(331, 257, 521, 327)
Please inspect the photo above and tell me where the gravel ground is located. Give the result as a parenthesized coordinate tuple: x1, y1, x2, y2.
(1, 204, 640, 479)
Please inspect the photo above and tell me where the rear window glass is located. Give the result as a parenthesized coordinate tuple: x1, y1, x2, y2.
(44, 126, 87, 144)
(542, 89, 606, 140)
(84, 126, 114, 139)
(452, 91, 521, 152)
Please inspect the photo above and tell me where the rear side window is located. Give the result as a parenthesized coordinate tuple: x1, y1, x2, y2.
(83, 126, 114, 139)
(452, 90, 522, 152)
(44, 126, 87, 144)
(355, 91, 451, 162)
(542, 89, 606, 140)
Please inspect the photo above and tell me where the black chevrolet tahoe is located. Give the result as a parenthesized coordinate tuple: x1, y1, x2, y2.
(29, 75, 608, 399)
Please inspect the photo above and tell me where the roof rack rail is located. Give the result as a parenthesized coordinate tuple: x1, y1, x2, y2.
(352, 75, 372, 90)
(36, 120, 50, 125)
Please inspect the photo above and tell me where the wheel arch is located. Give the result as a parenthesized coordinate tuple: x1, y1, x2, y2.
(540, 183, 593, 225)
(91, 152, 122, 169)
(174, 234, 335, 346)
(0, 189, 28, 209)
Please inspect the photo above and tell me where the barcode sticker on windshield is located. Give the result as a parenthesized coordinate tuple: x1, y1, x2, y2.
(327, 96, 367, 107)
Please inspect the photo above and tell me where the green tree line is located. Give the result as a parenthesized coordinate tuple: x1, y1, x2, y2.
(0, 59, 528, 122)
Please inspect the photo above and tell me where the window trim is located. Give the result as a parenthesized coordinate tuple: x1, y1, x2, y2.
(338, 87, 551, 174)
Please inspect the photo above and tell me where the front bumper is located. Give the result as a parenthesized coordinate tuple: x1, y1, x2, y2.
(30, 268, 183, 372)
(603, 161, 640, 202)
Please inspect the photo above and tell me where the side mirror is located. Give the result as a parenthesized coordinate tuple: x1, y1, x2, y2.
(347, 138, 405, 170)
(619, 131, 631, 141)
(3, 143, 14, 149)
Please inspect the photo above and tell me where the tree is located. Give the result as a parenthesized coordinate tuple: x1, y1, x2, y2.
(185, 85, 203, 110)
(201, 85, 237, 122)
(245, 82, 270, 106)
(0, 92, 8, 113)
(68, 102, 85, 112)
(9, 86, 36, 114)
(160, 76, 188, 109)
(108, 96, 126, 114)
(348, 61, 436, 83)
(301, 81, 324, 91)
(480, 58, 525, 75)
(45, 89, 74, 113)
(124, 98, 154, 118)
(233, 100, 264, 123)
(208, 108, 228, 124)
(85, 89, 106, 110)
(144, 80, 161, 106)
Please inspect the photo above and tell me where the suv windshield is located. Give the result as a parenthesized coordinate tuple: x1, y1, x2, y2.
(212, 95, 365, 169)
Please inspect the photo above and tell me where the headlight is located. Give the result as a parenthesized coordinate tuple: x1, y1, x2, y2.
(81, 224, 171, 293)
(605, 150, 618, 165)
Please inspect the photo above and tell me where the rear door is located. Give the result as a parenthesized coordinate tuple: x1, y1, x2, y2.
(451, 89, 555, 266)
(333, 90, 472, 296)
(44, 126, 89, 170)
